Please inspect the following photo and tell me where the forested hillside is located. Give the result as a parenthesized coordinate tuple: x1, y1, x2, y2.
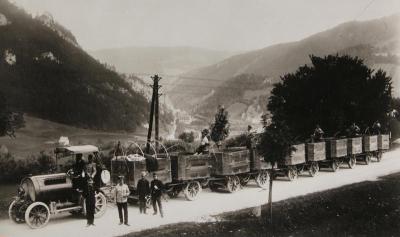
(0, 0, 148, 132)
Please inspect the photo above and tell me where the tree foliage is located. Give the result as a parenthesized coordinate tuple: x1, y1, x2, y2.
(268, 55, 392, 140)
(178, 131, 195, 143)
(260, 55, 392, 162)
(210, 106, 230, 144)
(0, 93, 24, 137)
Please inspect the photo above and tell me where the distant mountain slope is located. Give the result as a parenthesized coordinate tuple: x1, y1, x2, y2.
(0, 0, 148, 132)
(90, 46, 235, 75)
(170, 14, 400, 110)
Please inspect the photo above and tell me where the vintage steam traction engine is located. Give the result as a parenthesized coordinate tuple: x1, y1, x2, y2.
(8, 145, 109, 229)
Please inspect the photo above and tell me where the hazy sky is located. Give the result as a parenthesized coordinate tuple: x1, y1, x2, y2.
(13, 0, 400, 51)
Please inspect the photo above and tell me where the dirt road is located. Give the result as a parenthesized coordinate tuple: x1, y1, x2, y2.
(1, 148, 400, 237)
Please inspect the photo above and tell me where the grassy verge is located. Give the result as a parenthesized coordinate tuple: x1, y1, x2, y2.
(121, 172, 400, 237)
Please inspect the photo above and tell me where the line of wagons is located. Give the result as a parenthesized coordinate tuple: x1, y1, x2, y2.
(8, 134, 390, 229)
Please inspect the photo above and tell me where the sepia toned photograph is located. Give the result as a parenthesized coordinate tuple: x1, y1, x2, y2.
(0, 0, 400, 236)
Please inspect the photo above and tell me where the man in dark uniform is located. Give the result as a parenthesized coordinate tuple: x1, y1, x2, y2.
(137, 171, 150, 214)
(150, 173, 164, 217)
(348, 122, 361, 137)
(85, 179, 96, 227)
(72, 153, 86, 192)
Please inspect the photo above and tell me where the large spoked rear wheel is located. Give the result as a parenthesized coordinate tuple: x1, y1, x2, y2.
(226, 176, 240, 193)
(184, 181, 202, 201)
(348, 156, 356, 169)
(83, 192, 107, 218)
(255, 170, 269, 189)
(239, 174, 251, 186)
(25, 202, 50, 229)
(9, 199, 25, 223)
(308, 162, 319, 177)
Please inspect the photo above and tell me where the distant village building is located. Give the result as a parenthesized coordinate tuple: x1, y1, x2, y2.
(0, 13, 10, 26)
(0, 145, 8, 155)
(4, 49, 16, 65)
(176, 112, 192, 124)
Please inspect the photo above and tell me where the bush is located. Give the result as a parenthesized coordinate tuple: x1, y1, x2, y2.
(178, 131, 195, 143)
(0, 151, 56, 183)
(225, 133, 248, 147)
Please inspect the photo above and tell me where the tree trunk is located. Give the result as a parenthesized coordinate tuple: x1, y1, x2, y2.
(267, 168, 274, 237)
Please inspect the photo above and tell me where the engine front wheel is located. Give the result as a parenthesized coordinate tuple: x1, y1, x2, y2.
(9, 199, 26, 224)
(25, 202, 50, 229)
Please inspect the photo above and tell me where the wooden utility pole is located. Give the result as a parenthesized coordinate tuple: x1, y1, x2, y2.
(146, 74, 161, 153)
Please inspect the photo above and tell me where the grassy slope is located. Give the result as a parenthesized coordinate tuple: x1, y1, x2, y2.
(122, 172, 400, 237)
(0, 115, 146, 159)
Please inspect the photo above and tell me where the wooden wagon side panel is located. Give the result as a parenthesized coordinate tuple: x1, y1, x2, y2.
(363, 136, 378, 152)
(306, 142, 326, 161)
(347, 137, 362, 155)
(378, 134, 390, 150)
(212, 150, 250, 176)
(170, 154, 210, 181)
(326, 139, 347, 158)
(284, 144, 306, 165)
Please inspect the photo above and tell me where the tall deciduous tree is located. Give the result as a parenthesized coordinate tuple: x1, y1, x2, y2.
(268, 55, 392, 140)
(210, 105, 230, 148)
(259, 54, 392, 233)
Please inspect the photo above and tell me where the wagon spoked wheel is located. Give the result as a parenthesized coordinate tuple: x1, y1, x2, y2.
(226, 176, 240, 193)
(377, 152, 382, 162)
(309, 162, 319, 177)
(184, 181, 202, 201)
(287, 167, 297, 181)
(348, 156, 356, 169)
(25, 202, 50, 229)
(239, 174, 251, 186)
(331, 160, 339, 172)
(9, 200, 25, 223)
(365, 154, 371, 165)
(83, 192, 107, 218)
(255, 170, 269, 189)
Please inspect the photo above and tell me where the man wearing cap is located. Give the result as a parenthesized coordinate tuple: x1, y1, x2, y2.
(115, 176, 130, 225)
(136, 171, 150, 214)
(150, 173, 164, 217)
(195, 129, 210, 155)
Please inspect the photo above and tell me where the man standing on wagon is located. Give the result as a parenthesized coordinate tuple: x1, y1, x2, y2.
(137, 171, 150, 214)
(312, 124, 324, 142)
(150, 173, 164, 217)
(195, 129, 210, 155)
